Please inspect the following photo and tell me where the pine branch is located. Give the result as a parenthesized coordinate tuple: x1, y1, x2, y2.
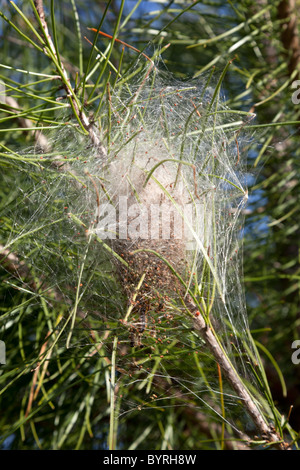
(3, 96, 50, 151)
(33, 0, 106, 155)
(187, 301, 288, 450)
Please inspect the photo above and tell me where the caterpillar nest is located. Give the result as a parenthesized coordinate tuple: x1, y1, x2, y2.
(7, 61, 252, 363)
(80, 64, 251, 354)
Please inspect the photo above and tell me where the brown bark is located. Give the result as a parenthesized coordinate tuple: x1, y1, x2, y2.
(278, 0, 300, 77)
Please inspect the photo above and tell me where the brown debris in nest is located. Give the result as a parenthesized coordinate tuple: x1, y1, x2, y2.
(112, 233, 189, 348)
(100, 147, 195, 346)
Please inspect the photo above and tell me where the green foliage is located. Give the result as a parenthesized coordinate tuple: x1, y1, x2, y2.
(0, 0, 299, 450)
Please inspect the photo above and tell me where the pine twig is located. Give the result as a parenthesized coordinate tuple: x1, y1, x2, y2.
(33, 0, 106, 155)
(4, 96, 50, 151)
(187, 301, 288, 450)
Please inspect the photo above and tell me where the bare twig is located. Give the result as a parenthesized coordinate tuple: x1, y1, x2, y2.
(4, 96, 50, 152)
(3, 96, 79, 175)
(187, 301, 287, 449)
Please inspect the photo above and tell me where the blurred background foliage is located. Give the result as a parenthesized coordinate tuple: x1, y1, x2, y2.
(0, 0, 299, 450)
